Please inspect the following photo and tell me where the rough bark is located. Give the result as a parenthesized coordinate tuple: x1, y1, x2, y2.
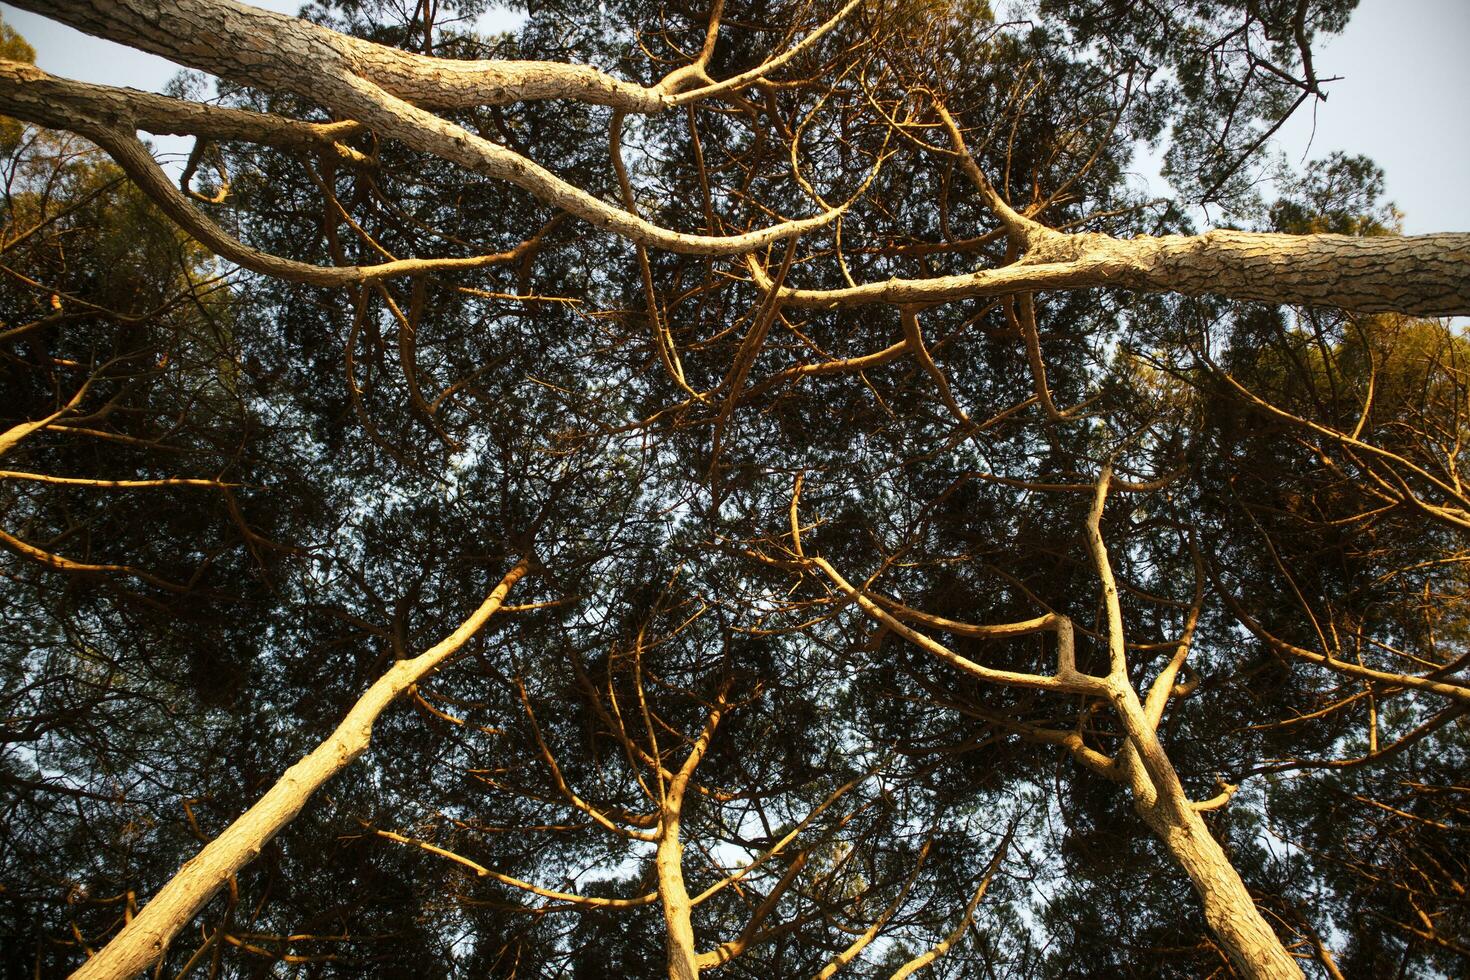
(657, 824, 702, 980)
(655, 699, 724, 979)
(5, 2, 1461, 973)
(1085, 480, 1305, 980)
(0, 61, 369, 162)
(755, 229, 1470, 315)
(7, 3, 1466, 306)
(1104, 681, 1305, 980)
(69, 558, 530, 980)
(9, 0, 670, 113)
(0, 2, 841, 257)
(799, 471, 1310, 980)
(1138, 801, 1306, 980)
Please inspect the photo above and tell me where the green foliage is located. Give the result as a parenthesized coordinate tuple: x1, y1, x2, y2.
(0, 14, 35, 153)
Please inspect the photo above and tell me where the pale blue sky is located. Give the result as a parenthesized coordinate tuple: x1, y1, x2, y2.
(4, 0, 1466, 233)
(1271, 0, 1470, 234)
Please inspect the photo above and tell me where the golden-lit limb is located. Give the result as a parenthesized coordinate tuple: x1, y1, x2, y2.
(888, 823, 1014, 979)
(0, 471, 233, 489)
(782, 470, 1304, 980)
(813, 837, 934, 979)
(86, 127, 562, 286)
(26, 0, 857, 115)
(655, 683, 730, 980)
(1220, 591, 1470, 705)
(13, 0, 671, 114)
(516, 678, 660, 842)
(1206, 359, 1470, 531)
(933, 100, 1042, 241)
(694, 851, 810, 969)
(0, 376, 95, 458)
(218, 933, 343, 965)
(0, 62, 372, 166)
(804, 552, 1094, 695)
(666, 0, 865, 104)
(1082, 468, 1304, 980)
(900, 308, 974, 431)
(0, 525, 194, 593)
(367, 826, 660, 909)
(652, 0, 724, 96)
(291, 71, 845, 258)
(1141, 543, 1205, 732)
(789, 471, 806, 558)
(747, 228, 1470, 316)
(70, 557, 532, 980)
(1191, 781, 1241, 813)
(0, 21, 847, 263)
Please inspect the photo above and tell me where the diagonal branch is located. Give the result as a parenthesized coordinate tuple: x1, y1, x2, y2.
(70, 557, 532, 980)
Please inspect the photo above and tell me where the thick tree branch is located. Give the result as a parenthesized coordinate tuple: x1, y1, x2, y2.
(11, 0, 670, 113)
(0, 61, 369, 164)
(750, 229, 1470, 315)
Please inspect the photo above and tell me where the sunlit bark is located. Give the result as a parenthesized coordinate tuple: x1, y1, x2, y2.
(778, 469, 1307, 979)
(70, 559, 530, 980)
(3, 0, 1465, 974)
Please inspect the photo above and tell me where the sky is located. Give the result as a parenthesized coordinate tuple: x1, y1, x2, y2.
(1270, 0, 1470, 235)
(3, 0, 1467, 233)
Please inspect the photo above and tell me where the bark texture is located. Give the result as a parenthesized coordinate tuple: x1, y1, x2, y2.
(0, 2, 840, 257)
(69, 559, 530, 980)
(9, 0, 669, 113)
(0, 62, 368, 160)
(1138, 801, 1307, 980)
(4, 3, 1466, 307)
(657, 826, 701, 980)
(760, 230, 1470, 315)
(4, 2, 1463, 974)
(654, 697, 724, 978)
(797, 471, 1310, 980)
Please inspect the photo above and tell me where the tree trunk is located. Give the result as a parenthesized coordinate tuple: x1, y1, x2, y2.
(70, 559, 529, 980)
(1107, 678, 1304, 980)
(1138, 801, 1305, 980)
(656, 820, 701, 980)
